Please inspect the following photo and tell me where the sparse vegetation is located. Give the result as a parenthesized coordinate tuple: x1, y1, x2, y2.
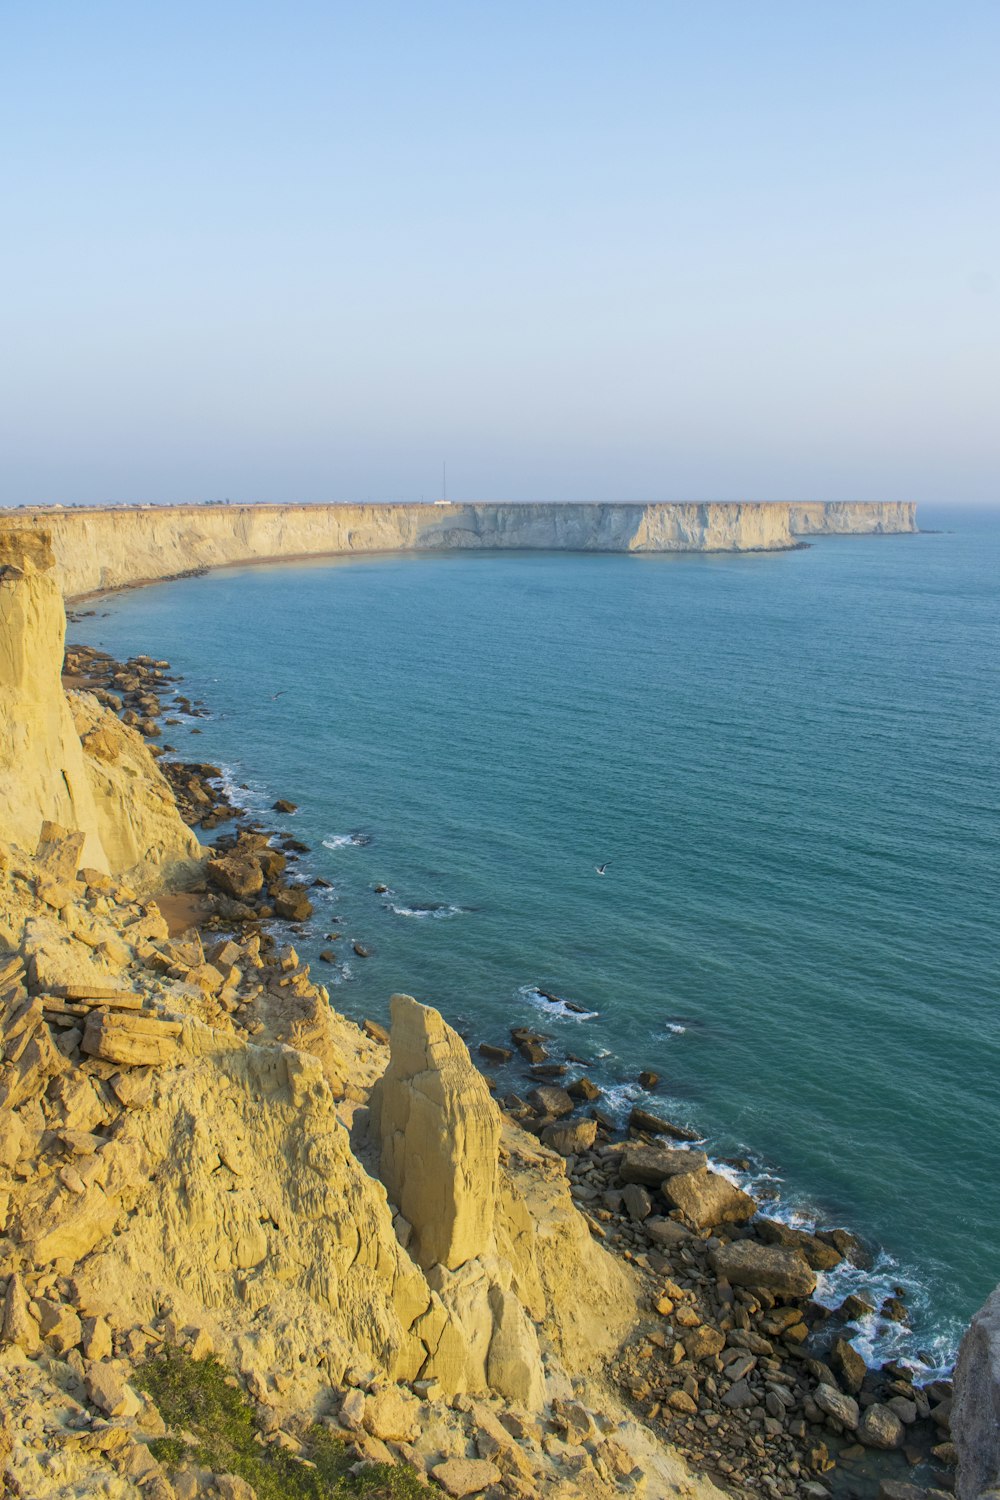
(137, 1350, 428, 1499)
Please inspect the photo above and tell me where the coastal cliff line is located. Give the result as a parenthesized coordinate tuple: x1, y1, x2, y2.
(0, 500, 917, 599)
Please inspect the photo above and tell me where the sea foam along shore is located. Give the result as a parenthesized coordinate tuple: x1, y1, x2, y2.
(55, 595, 967, 1496)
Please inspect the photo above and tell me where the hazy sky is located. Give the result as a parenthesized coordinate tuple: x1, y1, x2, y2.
(2, 3, 997, 506)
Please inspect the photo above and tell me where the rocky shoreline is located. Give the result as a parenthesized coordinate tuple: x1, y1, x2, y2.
(55, 632, 962, 1500)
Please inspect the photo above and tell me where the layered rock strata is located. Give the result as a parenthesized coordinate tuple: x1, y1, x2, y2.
(0, 531, 201, 890)
(0, 825, 721, 1498)
(0, 499, 917, 598)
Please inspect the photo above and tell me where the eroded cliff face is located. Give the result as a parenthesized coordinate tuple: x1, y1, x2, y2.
(0, 829, 721, 1498)
(0, 531, 201, 889)
(0, 502, 800, 597)
(789, 501, 918, 535)
(953, 1283, 1000, 1500)
(0, 501, 918, 598)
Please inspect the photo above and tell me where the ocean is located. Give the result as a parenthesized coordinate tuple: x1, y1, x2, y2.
(73, 506, 999, 1369)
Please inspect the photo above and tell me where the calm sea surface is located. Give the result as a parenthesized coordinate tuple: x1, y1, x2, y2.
(76, 507, 999, 1367)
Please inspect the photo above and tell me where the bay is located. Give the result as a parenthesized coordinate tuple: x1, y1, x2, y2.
(75, 506, 999, 1366)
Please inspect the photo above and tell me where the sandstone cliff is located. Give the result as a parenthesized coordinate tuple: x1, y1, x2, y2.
(0, 532, 201, 891)
(0, 825, 722, 1498)
(0, 499, 915, 599)
(788, 501, 918, 535)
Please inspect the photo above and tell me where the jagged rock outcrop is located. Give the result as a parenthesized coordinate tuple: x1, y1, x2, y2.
(953, 1282, 1000, 1500)
(375, 991, 501, 1272)
(0, 532, 108, 870)
(0, 499, 917, 599)
(789, 500, 918, 535)
(371, 994, 638, 1412)
(0, 531, 201, 889)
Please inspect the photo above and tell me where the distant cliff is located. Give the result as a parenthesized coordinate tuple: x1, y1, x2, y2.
(0, 500, 917, 598)
(789, 501, 918, 535)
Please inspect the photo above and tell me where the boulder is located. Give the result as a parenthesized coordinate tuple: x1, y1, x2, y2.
(431, 1458, 502, 1497)
(644, 1217, 692, 1249)
(756, 1216, 843, 1271)
(540, 1118, 598, 1156)
(566, 1076, 601, 1102)
(485, 1283, 546, 1409)
(829, 1335, 867, 1395)
(478, 1042, 512, 1064)
(206, 854, 263, 901)
(1, 1273, 40, 1353)
(527, 1084, 573, 1118)
(858, 1403, 905, 1449)
(814, 1382, 860, 1430)
(273, 886, 313, 922)
(619, 1145, 707, 1186)
(684, 1324, 726, 1362)
(622, 1183, 653, 1221)
(362, 1385, 420, 1442)
(85, 1362, 142, 1419)
(628, 1106, 699, 1141)
(709, 1241, 817, 1299)
(82, 1010, 182, 1068)
(663, 1166, 757, 1230)
(375, 994, 501, 1271)
(36, 821, 86, 882)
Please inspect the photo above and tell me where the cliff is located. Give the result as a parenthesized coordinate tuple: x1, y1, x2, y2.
(789, 501, 918, 535)
(0, 822, 723, 1497)
(0, 499, 916, 599)
(0, 532, 201, 889)
(953, 1282, 1000, 1499)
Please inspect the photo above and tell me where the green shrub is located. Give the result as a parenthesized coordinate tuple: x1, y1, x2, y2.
(135, 1350, 427, 1498)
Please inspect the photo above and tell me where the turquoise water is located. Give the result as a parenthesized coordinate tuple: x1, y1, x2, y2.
(76, 510, 999, 1366)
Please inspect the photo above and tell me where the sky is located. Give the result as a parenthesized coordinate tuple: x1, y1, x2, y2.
(1, 2, 998, 507)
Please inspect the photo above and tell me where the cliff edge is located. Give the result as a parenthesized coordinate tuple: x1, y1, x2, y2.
(0, 531, 201, 890)
(0, 499, 917, 599)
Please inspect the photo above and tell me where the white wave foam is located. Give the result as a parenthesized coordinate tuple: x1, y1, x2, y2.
(811, 1250, 960, 1376)
(661, 1022, 687, 1036)
(518, 984, 599, 1022)
(322, 832, 371, 850)
(210, 763, 273, 815)
(593, 1080, 645, 1123)
(388, 902, 466, 920)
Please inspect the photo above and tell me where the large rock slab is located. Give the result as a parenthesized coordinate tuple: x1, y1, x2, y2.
(953, 1282, 1000, 1499)
(619, 1145, 708, 1186)
(662, 1165, 757, 1229)
(376, 993, 501, 1271)
(709, 1240, 817, 1298)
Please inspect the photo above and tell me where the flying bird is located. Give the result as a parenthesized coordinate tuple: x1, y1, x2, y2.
(269, 690, 286, 700)
(594, 863, 609, 876)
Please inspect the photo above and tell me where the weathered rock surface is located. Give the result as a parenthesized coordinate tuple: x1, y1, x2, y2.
(709, 1240, 818, 1298)
(858, 1402, 906, 1449)
(662, 1165, 757, 1229)
(375, 992, 501, 1271)
(0, 531, 201, 888)
(619, 1145, 708, 1186)
(953, 1282, 1000, 1499)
